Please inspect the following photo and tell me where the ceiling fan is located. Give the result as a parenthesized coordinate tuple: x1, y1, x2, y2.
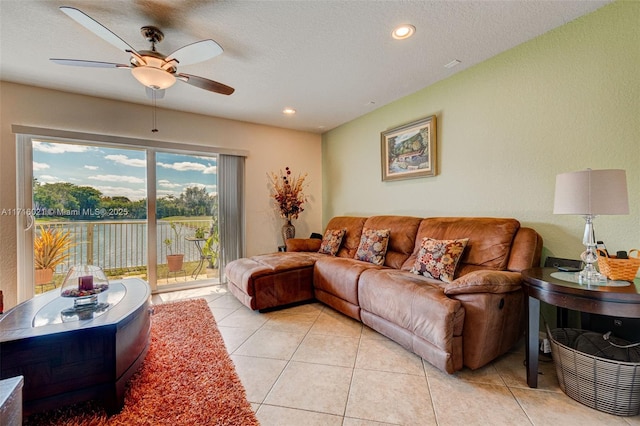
(51, 6, 234, 99)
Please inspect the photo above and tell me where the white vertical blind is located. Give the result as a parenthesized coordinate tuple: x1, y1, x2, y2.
(218, 154, 245, 280)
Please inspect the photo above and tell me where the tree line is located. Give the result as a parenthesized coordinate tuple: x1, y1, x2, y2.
(34, 181, 216, 220)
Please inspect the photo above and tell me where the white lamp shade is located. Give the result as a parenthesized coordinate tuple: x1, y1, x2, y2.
(553, 169, 629, 215)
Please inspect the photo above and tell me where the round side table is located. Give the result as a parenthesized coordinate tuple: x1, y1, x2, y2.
(521, 267, 640, 388)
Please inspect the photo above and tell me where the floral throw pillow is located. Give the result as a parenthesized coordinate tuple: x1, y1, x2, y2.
(355, 228, 391, 266)
(411, 237, 469, 283)
(318, 229, 346, 256)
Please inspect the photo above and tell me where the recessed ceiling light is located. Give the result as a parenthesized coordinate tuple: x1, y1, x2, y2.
(282, 108, 296, 115)
(392, 24, 415, 40)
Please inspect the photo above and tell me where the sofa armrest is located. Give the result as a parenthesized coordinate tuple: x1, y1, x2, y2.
(285, 238, 321, 252)
(443, 270, 522, 295)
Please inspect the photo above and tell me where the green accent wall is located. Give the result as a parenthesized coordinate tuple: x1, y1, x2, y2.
(323, 1, 639, 267)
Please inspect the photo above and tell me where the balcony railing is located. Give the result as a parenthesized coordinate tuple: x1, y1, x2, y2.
(36, 219, 214, 275)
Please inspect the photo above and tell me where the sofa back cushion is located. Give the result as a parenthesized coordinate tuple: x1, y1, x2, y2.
(401, 217, 520, 274)
(324, 216, 367, 258)
(362, 216, 423, 269)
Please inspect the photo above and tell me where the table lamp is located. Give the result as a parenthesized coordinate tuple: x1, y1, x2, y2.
(553, 169, 629, 284)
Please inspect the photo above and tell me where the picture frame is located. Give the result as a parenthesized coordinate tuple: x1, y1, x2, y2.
(381, 115, 437, 181)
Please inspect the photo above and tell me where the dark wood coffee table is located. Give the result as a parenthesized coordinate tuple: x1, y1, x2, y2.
(522, 267, 640, 388)
(0, 278, 151, 416)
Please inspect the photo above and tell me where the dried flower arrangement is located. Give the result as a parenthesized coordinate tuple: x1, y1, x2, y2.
(268, 166, 308, 222)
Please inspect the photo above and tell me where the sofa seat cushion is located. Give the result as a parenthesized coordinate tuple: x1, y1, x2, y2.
(251, 252, 326, 270)
(225, 258, 272, 297)
(225, 252, 327, 311)
(358, 269, 464, 353)
(314, 257, 383, 306)
(226, 252, 325, 296)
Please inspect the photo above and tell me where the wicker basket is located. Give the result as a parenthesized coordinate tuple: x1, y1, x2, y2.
(597, 249, 640, 282)
(547, 327, 640, 416)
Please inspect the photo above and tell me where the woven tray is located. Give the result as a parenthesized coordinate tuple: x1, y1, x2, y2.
(548, 326, 640, 416)
(597, 249, 640, 282)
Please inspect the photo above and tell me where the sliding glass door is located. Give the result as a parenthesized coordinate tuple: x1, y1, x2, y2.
(31, 140, 148, 293)
(155, 152, 219, 288)
(17, 133, 226, 300)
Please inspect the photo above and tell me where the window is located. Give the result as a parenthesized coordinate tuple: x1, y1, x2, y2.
(15, 126, 246, 302)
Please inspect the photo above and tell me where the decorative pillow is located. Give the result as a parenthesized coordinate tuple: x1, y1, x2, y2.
(355, 228, 390, 266)
(318, 229, 346, 256)
(411, 237, 469, 283)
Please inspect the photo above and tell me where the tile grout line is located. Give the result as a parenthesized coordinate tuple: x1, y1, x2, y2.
(503, 384, 535, 426)
(422, 358, 441, 426)
(492, 361, 536, 425)
(166, 288, 637, 424)
(340, 318, 364, 422)
(251, 303, 326, 413)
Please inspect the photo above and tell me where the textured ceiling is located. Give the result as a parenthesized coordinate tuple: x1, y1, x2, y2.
(0, 0, 611, 133)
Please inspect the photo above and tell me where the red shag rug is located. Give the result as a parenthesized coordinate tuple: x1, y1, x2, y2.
(25, 298, 259, 426)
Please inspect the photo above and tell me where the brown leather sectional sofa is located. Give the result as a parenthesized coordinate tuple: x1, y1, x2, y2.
(225, 215, 542, 373)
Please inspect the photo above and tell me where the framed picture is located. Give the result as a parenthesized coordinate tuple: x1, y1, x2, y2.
(381, 115, 437, 181)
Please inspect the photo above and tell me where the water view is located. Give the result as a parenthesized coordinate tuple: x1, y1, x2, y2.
(32, 140, 220, 292)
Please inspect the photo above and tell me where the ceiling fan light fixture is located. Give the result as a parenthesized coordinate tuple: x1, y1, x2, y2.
(131, 66, 176, 89)
(54, 7, 234, 96)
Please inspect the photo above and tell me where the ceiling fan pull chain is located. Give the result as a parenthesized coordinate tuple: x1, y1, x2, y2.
(152, 90, 158, 133)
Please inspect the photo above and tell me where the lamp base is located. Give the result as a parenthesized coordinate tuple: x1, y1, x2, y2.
(578, 215, 607, 285)
(578, 267, 607, 285)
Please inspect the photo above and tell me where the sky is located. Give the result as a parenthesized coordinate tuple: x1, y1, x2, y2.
(32, 140, 217, 201)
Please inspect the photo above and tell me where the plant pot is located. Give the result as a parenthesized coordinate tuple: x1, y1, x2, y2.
(167, 254, 184, 272)
(35, 268, 54, 285)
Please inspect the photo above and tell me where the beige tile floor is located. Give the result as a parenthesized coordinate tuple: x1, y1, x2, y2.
(154, 285, 640, 426)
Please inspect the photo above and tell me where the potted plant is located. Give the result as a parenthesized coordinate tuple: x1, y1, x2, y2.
(34, 225, 74, 285)
(202, 225, 219, 269)
(163, 221, 184, 272)
(195, 226, 206, 239)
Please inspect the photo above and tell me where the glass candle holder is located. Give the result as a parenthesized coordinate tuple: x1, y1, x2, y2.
(60, 265, 109, 298)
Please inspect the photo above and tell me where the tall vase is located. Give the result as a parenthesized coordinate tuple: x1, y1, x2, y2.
(282, 219, 295, 244)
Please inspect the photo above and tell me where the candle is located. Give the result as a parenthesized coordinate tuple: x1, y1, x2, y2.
(79, 275, 94, 291)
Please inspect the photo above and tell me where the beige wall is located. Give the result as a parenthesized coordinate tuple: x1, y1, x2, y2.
(0, 82, 322, 308)
(323, 1, 639, 266)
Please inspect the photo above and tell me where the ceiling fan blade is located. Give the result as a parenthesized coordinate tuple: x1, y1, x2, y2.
(177, 73, 234, 95)
(166, 40, 223, 66)
(146, 86, 165, 99)
(50, 58, 129, 68)
(60, 6, 139, 55)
